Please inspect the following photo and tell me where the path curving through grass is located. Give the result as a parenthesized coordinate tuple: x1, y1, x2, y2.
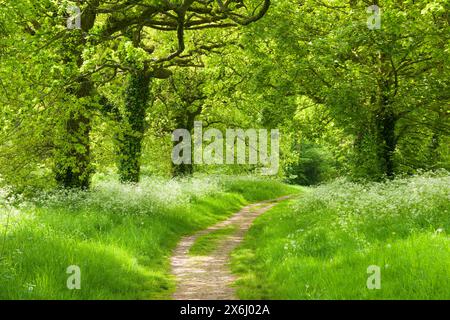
(171, 196, 292, 300)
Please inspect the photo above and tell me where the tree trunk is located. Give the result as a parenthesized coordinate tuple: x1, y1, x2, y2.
(428, 110, 446, 168)
(116, 70, 151, 183)
(53, 2, 99, 189)
(171, 158, 194, 177)
(54, 77, 93, 189)
(171, 108, 200, 177)
(428, 133, 440, 167)
(375, 97, 397, 178)
(375, 51, 397, 179)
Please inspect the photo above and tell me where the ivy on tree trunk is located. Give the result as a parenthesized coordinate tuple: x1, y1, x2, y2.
(116, 70, 151, 183)
(54, 78, 94, 189)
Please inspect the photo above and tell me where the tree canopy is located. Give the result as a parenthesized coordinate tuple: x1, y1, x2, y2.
(0, 0, 449, 192)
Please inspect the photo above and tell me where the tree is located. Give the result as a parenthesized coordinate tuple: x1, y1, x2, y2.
(155, 68, 212, 177)
(89, 0, 271, 183)
(53, 0, 100, 189)
(1, 0, 271, 187)
(232, 0, 450, 179)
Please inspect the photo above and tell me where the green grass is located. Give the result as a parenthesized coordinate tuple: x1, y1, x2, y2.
(0, 175, 298, 300)
(231, 174, 450, 300)
(189, 226, 237, 256)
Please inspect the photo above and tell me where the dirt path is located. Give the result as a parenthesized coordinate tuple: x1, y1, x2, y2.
(171, 196, 291, 300)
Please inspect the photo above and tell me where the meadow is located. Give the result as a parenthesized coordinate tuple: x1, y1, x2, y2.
(231, 173, 450, 300)
(0, 175, 297, 299)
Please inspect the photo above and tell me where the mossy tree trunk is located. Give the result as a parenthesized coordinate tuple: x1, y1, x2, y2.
(171, 128, 194, 178)
(54, 3, 99, 189)
(54, 77, 93, 189)
(116, 70, 151, 183)
(375, 78, 398, 179)
(374, 53, 398, 179)
(375, 105, 397, 178)
(171, 107, 202, 178)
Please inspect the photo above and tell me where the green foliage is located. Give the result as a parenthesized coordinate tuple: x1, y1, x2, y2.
(231, 172, 450, 299)
(1, 0, 448, 190)
(233, 0, 450, 179)
(0, 0, 275, 190)
(285, 142, 337, 185)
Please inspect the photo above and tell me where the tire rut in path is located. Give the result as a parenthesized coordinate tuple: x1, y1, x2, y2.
(171, 196, 291, 300)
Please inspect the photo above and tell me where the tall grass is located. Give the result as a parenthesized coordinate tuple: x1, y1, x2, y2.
(231, 172, 450, 299)
(0, 175, 297, 300)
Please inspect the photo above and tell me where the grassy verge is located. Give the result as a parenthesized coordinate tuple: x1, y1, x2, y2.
(189, 226, 237, 256)
(0, 175, 297, 300)
(231, 173, 450, 299)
